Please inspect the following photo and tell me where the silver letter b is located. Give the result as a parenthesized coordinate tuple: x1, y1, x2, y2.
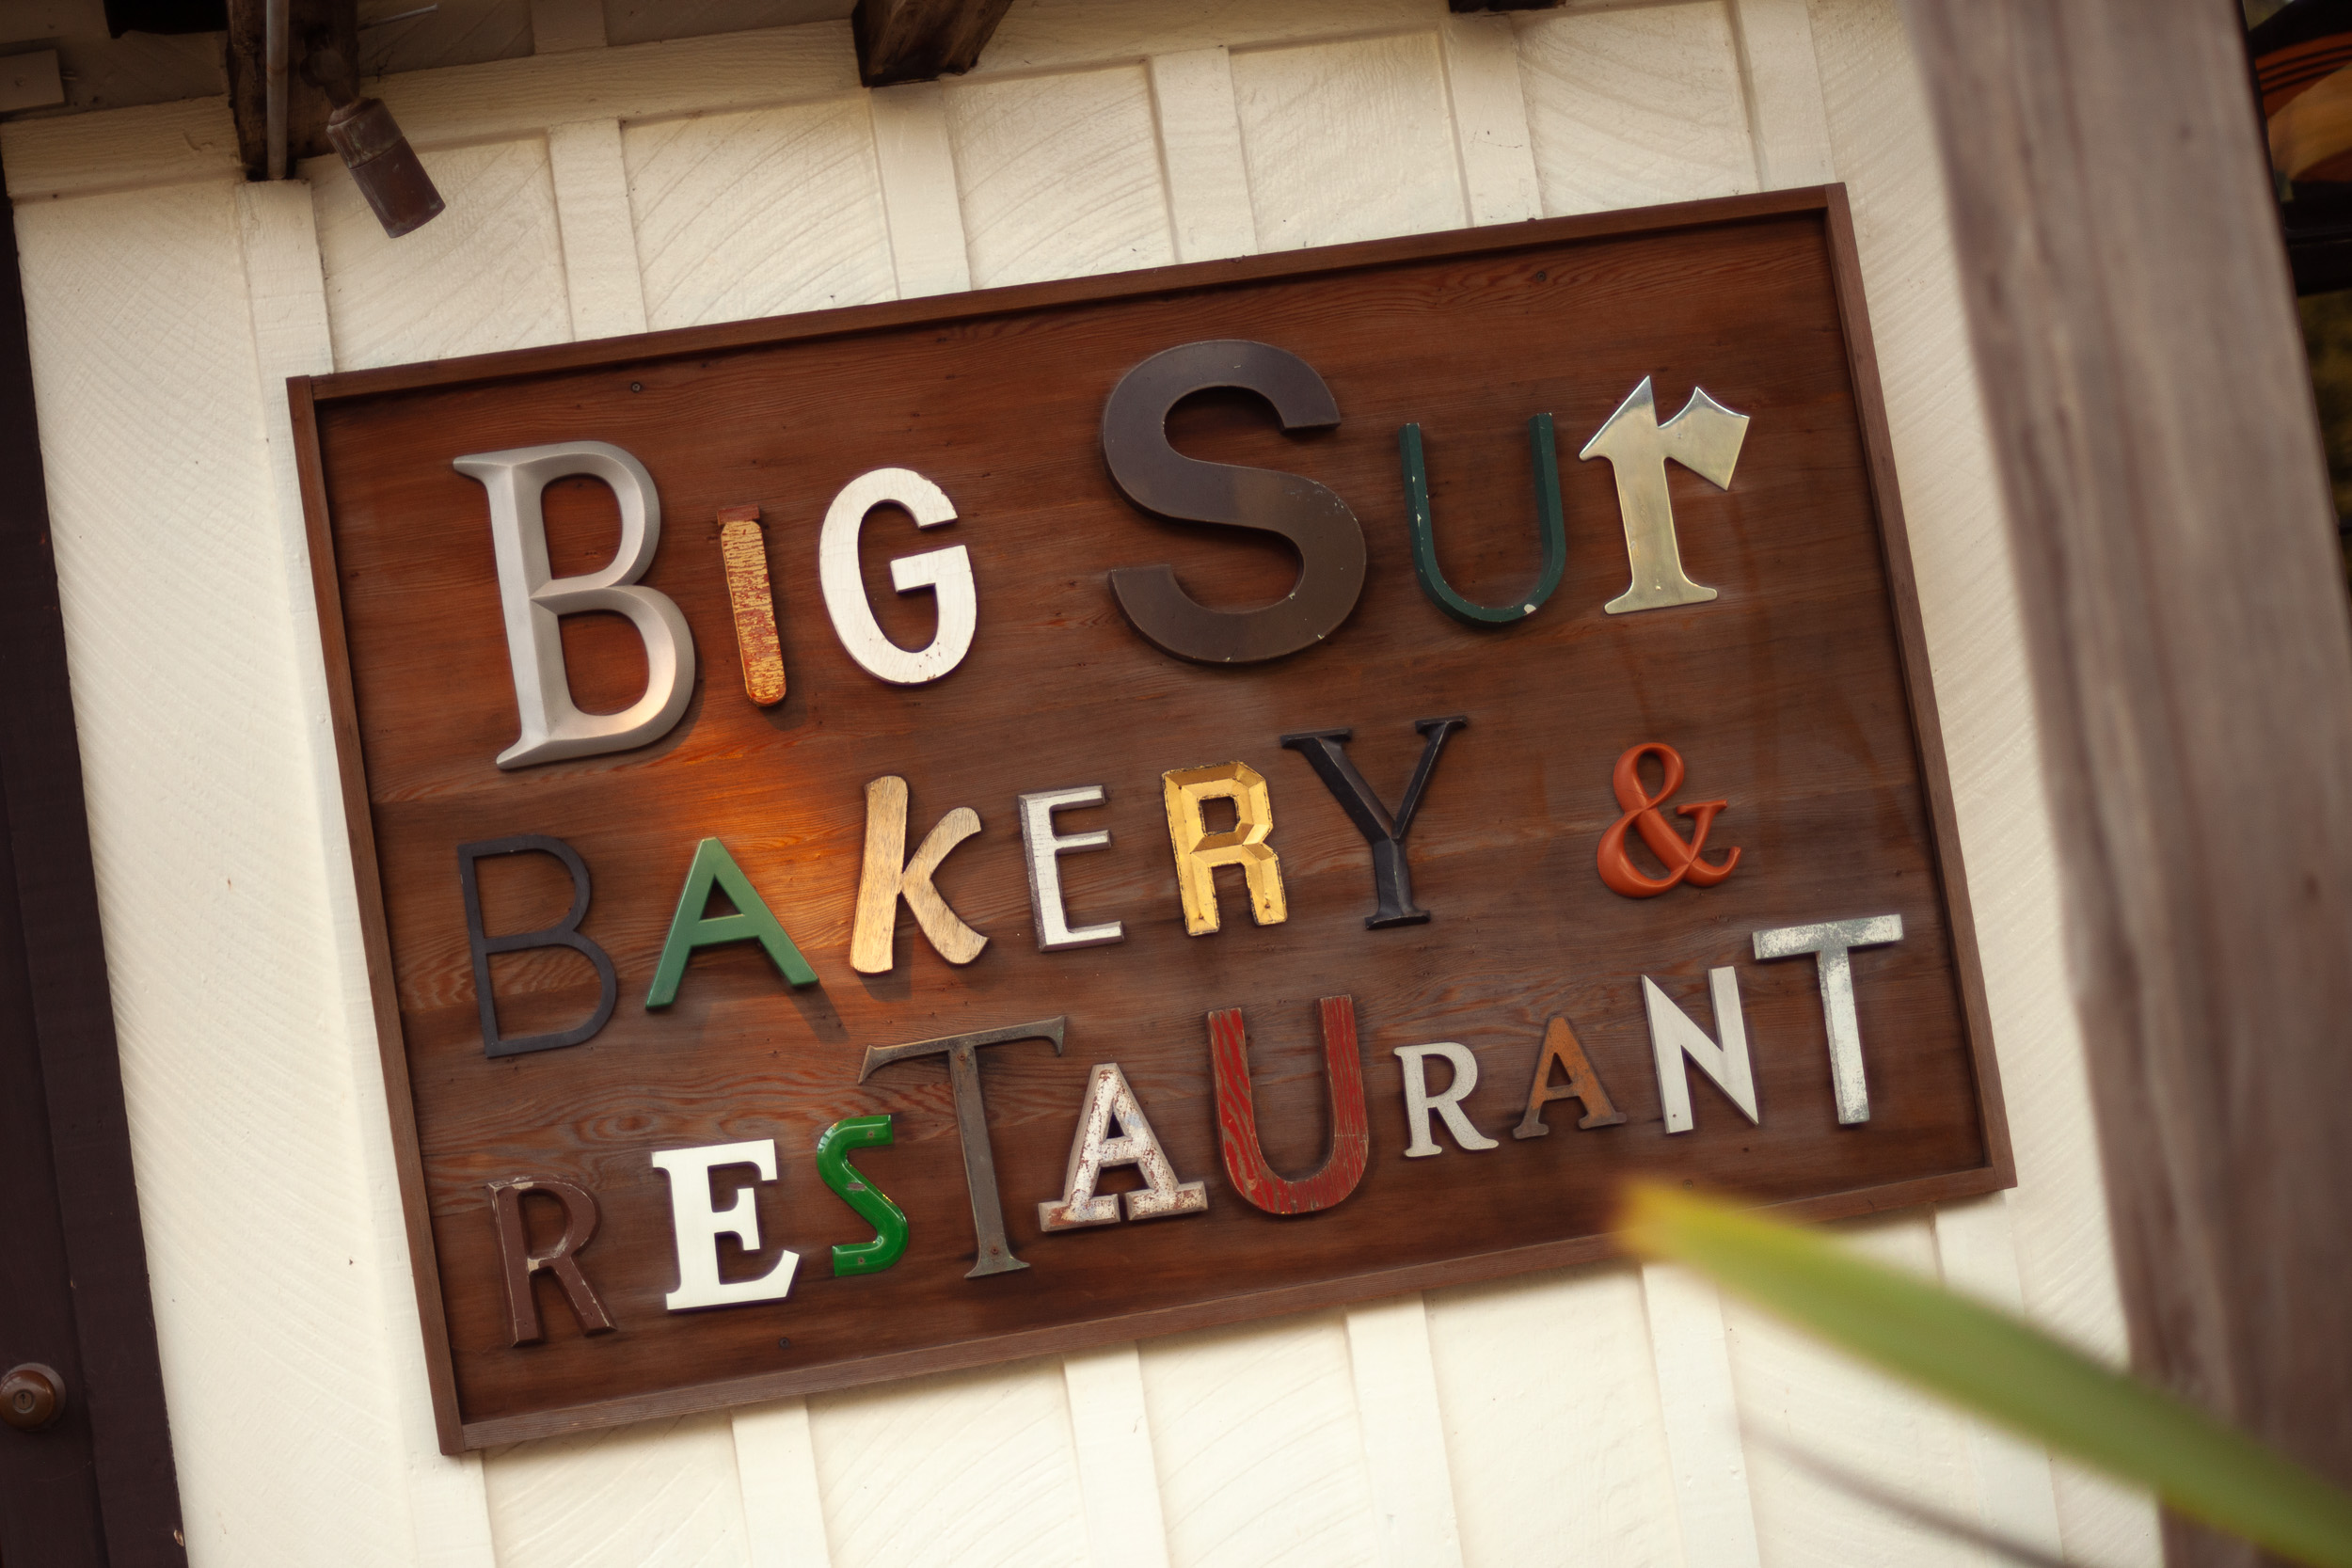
(455, 441, 697, 769)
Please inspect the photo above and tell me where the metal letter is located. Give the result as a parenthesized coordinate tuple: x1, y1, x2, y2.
(1394, 1042, 1500, 1157)
(1753, 914, 1903, 1126)
(1207, 997, 1370, 1215)
(1512, 1015, 1627, 1137)
(645, 837, 818, 1006)
(485, 1177, 613, 1345)
(1397, 416, 1567, 625)
(816, 1115, 908, 1276)
(859, 1017, 1067, 1277)
(718, 503, 786, 706)
(818, 467, 977, 685)
(1018, 784, 1123, 952)
(649, 1139, 800, 1311)
(1038, 1063, 1208, 1231)
(1643, 969, 1759, 1134)
(453, 440, 696, 768)
(1161, 761, 1287, 936)
(1281, 717, 1466, 927)
(1102, 340, 1366, 663)
(850, 776, 987, 974)
(1579, 377, 1749, 615)
(456, 834, 617, 1058)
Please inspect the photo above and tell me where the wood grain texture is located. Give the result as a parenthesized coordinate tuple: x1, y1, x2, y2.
(1722, 1215, 1986, 1568)
(807, 1358, 1089, 1568)
(1643, 1262, 1762, 1568)
(0, 128, 186, 1568)
(374, 23, 861, 153)
(1142, 1313, 1382, 1568)
(1342, 1297, 1465, 1568)
(1800, 0, 2153, 1556)
(1422, 1263, 1684, 1566)
(731, 1398, 834, 1568)
(0, 95, 240, 200)
(310, 137, 572, 371)
(239, 176, 505, 1568)
(853, 0, 1018, 87)
(17, 178, 427, 1568)
(1438, 12, 1542, 228)
(548, 119, 650, 341)
(294, 196, 2005, 1447)
(946, 65, 1173, 290)
(1517, 2, 1757, 219)
(6, 3, 2147, 1560)
(1147, 49, 1257, 265)
(1061, 1343, 1173, 1568)
(868, 80, 972, 298)
(482, 1412, 750, 1567)
(1230, 33, 1466, 252)
(624, 100, 894, 331)
(977, 1, 1436, 80)
(1726, 0, 1835, 189)
(1900, 2, 2352, 1562)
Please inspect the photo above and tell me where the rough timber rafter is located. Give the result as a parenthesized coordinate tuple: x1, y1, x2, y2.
(853, 0, 1016, 87)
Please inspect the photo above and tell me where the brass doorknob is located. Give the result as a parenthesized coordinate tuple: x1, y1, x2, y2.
(1, 1364, 63, 1432)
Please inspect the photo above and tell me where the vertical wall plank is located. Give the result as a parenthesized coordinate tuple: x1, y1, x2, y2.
(484, 1414, 752, 1568)
(1147, 48, 1257, 262)
(1725, 0, 1835, 187)
(1141, 1313, 1382, 1568)
(1724, 1218, 1985, 1568)
(868, 81, 972, 298)
(1517, 3, 1756, 219)
(809, 1359, 1089, 1568)
(1642, 1263, 1763, 1568)
(548, 119, 649, 340)
(1061, 1344, 1174, 1568)
(1423, 1265, 1683, 1568)
(1342, 1297, 1466, 1568)
(236, 177, 504, 1568)
(732, 1400, 834, 1568)
(1931, 1197, 2068, 1557)
(946, 65, 1173, 290)
(623, 100, 894, 330)
(1229, 32, 1466, 252)
(1437, 12, 1539, 227)
(17, 178, 420, 1568)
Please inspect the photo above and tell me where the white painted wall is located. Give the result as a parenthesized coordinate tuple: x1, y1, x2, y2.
(1, 2, 2161, 1564)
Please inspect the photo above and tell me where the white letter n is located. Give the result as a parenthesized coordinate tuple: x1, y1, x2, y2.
(1642, 969, 1759, 1134)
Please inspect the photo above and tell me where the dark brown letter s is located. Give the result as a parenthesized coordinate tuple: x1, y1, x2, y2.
(1101, 340, 1366, 663)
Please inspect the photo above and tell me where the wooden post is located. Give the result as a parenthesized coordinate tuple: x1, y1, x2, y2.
(1899, 2, 2352, 1559)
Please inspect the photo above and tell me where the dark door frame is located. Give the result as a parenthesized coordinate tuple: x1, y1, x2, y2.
(0, 139, 187, 1565)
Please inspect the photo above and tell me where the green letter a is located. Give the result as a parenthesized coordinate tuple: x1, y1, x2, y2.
(645, 837, 817, 1006)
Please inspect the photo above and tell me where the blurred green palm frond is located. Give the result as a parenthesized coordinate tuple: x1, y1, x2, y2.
(1620, 1182, 2352, 1568)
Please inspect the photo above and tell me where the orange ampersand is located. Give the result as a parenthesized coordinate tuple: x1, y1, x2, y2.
(1594, 742, 1740, 898)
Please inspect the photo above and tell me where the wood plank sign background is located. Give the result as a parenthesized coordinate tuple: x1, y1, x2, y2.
(294, 185, 2010, 1452)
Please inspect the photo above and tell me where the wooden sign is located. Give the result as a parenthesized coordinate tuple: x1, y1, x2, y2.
(294, 186, 2010, 1452)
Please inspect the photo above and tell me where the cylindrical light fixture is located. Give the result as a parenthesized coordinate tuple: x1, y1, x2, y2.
(325, 94, 444, 238)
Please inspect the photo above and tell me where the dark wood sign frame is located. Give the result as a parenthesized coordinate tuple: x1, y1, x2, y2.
(292, 185, 2010, 1452)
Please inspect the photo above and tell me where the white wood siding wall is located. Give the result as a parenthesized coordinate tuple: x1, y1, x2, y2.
(2, 3, 2161, 1563)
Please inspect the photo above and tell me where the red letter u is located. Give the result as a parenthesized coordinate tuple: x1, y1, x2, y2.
(1207, 996, 1370, 1215)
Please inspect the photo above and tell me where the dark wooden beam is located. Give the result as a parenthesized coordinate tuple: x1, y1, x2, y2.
(223, 0, 358, 181)
(1899, 0, 2352, 1561)
(851, 0, 1016, 87)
